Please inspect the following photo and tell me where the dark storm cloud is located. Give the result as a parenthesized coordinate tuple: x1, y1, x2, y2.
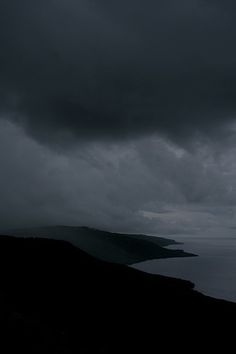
(1, 0, 236, 146)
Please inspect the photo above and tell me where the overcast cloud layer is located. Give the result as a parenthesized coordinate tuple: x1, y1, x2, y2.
(1, 119, 236, 237)
(1, 0, 236, 145)
(1, 1, 236, 236)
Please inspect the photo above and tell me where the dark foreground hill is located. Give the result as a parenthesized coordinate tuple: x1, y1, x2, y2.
(0, 235, 235, 353)
(4, 225, 194, 264)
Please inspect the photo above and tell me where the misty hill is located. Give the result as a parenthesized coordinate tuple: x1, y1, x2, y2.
(0, 235, 234, 353)
(4, 225, 195, 264)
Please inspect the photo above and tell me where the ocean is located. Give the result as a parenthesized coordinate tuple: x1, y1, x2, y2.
(133, 237, 236, 302)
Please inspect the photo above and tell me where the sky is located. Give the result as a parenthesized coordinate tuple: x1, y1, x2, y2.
(1, 0, 236, 237)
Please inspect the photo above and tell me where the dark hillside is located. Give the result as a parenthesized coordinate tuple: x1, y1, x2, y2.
(0, 235, 234, 353)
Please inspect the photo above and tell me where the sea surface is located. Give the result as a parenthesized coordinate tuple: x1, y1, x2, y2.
(133, 237, 236, 302)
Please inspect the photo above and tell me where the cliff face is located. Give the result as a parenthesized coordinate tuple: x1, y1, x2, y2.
(0, 235, 234, 353)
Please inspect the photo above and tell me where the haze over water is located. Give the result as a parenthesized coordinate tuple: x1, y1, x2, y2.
(133, 237, 236, 303)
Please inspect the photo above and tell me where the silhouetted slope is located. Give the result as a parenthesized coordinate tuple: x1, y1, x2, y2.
(0, 235, 235, 353)
(5, 226, 194, 264)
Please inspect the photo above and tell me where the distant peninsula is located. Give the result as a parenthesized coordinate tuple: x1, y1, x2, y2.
(4, 225, 196, 264)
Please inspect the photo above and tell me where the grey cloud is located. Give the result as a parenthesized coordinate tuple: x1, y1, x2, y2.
(1, 120, 236, 236)
(1, 1, 236, 146)
(2, 1, 236, 236)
